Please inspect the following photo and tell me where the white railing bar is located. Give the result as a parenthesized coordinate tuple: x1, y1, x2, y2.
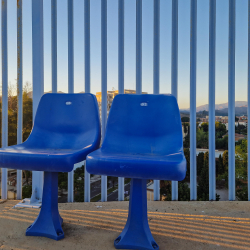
(228, 0, 236, 201)
(171, 0, 178, 201)
(68, 0, 74, 94)
(208, 0, 216, 201)
(32, 0, 44, 201)
(118, 0, 125, 201)
(101, 0, 108, 202)
(248, 0, 250, 201)
(84, 0, 91, 202)
(153, 0, 160, 201)
(136, 0, 142, 94)
(17, 0, 23, 200)
(85, 0, 91, 94)
(51, 0, 57, 93)
(1, 0, 8, 200)
(67, 0, 74, 202)
(190, 0, 197, 201)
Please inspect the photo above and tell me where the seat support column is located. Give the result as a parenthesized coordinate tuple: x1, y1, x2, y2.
(114, 178, 159, 250)
(26, 171, 64, 240)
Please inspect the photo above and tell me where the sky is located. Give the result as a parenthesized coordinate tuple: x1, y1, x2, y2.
(2, 0, 249, 109)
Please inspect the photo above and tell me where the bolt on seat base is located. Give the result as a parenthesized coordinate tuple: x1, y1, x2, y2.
(26, 172, 64, 241)
(114, 178, 159, 250)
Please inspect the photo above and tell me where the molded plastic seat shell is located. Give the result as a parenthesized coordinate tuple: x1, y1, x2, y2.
(87, 94, 186, 181)
(0, 93, 101, 172)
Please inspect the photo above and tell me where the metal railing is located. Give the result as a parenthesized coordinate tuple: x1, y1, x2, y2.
(0, 0, 247, 202)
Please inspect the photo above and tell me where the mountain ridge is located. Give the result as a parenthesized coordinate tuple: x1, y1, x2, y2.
(181, 101, 248, 112)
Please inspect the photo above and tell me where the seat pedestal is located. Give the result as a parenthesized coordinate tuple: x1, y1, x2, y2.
(26, 172, 64, 240)
(114, 178, 159, 250)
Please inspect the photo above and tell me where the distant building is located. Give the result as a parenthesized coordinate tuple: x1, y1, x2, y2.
(239, 115, 247, 121)
(202, 116, 228, 124)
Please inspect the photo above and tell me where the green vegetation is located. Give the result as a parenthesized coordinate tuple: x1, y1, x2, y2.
(183, 122, 228, 150)
(181, 117, 189, 122)
(22, 185, 32, 199)
(197, 152, 220, 201)
(235, 124, 247, 135)
(160, 180, 190, 201)
(58, 165, 86, 202)
(235, 139, 248, 200)
(2, 83, 33, 146)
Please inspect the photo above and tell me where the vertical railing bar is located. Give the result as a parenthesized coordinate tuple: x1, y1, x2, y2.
(67, 0, 74, 202)
(118, 0, 125, 201)
(248, 0, 250, 201)
(101, 0, 108, 202)
(85, 0, 90, 94)
(51, 0, 57, 93)
(17, 0, 23, 200)
(32, 0, 44, 201)
(171, 0, 178, 201)
(84, 0, 91, 202)
(136, 0, 142, 94)
(190, 0, 197, 201)
(209, 0, 216, 201)
(153, 0, 160, 201)
(228, 0, 235, 201)
(1, 0, 8, 200)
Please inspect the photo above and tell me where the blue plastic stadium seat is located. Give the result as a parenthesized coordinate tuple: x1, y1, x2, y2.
(0, 93, 101, 240)
(87, 94, 186, 250)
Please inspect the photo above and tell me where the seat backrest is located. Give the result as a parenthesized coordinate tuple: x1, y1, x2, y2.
(25, 93, 100, 149)
(102, 94, 183, 155)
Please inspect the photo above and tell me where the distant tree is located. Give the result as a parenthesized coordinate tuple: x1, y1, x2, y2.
(236, 139, 247, 153)
(22, 90, 33, 142)
(216, 135, 228, 150)
(183, 134, 190, 148)
(223, 150, 228, 170)
(235, 143, 248, 201)
(58, 165, 87, 202)
(196, 128, 208, 149)
(183, 122, 188, 134)
(197, 152, 204, 176)
(217, 154, 224, 175)
(58, 172, 68, 191)
(160, 180, 190, 201)
(217, 150, 229, 188)
(200, 122, 208, 133)
(178, 182, 190, 201)
(197, 152, 220, 201)
(23, 170, 32, 185)
(235, 116, 239, 122)
(235, 125, 247, 135)
(184, 148, 190, 180)
(215, 122, 227, 138)
(74, 165, 85, 202)
(181, 117, 189, 122)
(22, 185, 32, 199)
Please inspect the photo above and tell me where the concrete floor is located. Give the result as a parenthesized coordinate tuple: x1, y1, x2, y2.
(0, 200, 250, 250)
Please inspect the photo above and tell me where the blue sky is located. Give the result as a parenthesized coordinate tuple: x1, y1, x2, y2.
(3, 0, 249, 109)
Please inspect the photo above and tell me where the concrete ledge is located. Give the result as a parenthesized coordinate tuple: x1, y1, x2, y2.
(0, 200, 249, 250)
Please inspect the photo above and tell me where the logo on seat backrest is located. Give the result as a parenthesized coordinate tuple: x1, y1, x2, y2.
(140, 102, 148, 106)
(66, 101, 72, 105)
